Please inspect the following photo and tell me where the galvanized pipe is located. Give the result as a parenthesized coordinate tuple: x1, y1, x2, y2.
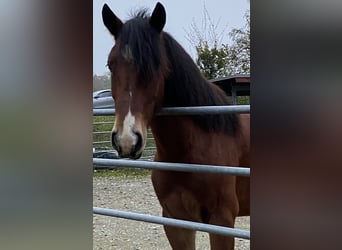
(93, 105, 250, 116)
(93, 207, 250, 240)
(93, 158, 250, 176)
(158, 105, 250, 115)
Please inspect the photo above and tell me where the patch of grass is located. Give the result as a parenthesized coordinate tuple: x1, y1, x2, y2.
(93, 116, 115, 148)
(93, 168, 151, 177)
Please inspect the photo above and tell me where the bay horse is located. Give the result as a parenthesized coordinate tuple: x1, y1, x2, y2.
(102, 3, 250, 249)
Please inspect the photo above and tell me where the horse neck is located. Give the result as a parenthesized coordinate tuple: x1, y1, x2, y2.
(149, 34, 243, 162)
(150, 116, 235, 163)
(150, 116, 201, 161)
(150, 115, 250, 168)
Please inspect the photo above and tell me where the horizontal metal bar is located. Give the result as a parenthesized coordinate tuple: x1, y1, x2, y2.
(93, 141, 111, 144)
(93, 121, 114, 125)
(93, 158, 250, 176)
(94, 109, 115, 116)
(93, 131, 111, 135)
(93, 105, 250, 116)
(93, 207, 250, 240)
(157, 105, 250, 115)
(143, 147, 156, 151)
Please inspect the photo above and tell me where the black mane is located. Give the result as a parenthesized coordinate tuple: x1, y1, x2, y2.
(119, 11, 239, 134)
(162, 32, 239, 134)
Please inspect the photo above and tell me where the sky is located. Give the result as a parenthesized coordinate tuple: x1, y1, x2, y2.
(93, 0, 249, 75)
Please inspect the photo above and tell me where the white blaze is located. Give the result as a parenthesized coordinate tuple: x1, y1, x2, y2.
(122, 45, 133, 62)
(119, 108, 137, 154)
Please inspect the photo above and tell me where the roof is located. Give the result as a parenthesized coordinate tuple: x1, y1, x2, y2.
(211, 74, 250, 96)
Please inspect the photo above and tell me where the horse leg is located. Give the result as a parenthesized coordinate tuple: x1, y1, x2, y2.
(162, 209, 196, 250)
(163, 225, 196, 250)
(208, 209, 236, 250)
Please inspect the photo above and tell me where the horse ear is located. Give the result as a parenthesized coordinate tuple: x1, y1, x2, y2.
(102, 4, 123, 38)
(149, 2, 166, 33)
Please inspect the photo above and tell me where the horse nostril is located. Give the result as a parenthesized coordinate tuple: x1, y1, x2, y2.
(111, 131, 120, 152)
(133, 131, 143, 154)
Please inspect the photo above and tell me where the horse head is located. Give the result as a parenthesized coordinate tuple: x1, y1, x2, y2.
(102, 3, 168, 159)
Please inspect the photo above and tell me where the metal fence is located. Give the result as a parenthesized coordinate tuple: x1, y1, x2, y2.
(93, 105, 250, 240)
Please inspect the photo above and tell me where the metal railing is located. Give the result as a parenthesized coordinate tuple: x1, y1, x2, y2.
(93, 158, 250, 176)
(93, 105, 250, 116)
(93, 207, 250, 239)
(93, 105, 250, 240)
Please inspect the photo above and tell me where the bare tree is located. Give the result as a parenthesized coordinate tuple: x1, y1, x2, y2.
(185, 5, 250, 78)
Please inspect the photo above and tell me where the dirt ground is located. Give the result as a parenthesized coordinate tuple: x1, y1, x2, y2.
(93, 175, 250, 250)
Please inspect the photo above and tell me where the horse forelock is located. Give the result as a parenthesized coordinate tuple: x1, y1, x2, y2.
(117, 11, 167, 81)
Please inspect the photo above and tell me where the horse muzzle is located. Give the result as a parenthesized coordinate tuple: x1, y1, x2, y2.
(111, 130, 144, 159)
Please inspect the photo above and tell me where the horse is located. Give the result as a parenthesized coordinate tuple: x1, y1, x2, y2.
(102, 3, 250, 249)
